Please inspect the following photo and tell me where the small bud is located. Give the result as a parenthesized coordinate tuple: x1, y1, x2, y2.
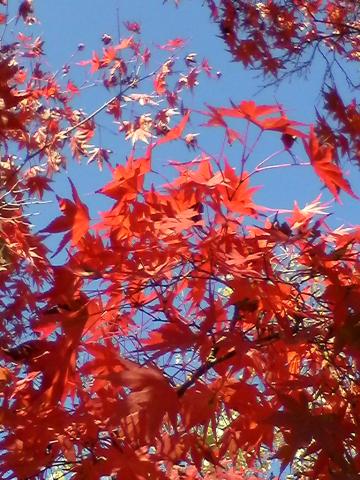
(102, 34, 112, 45)
(281, 133, 297, 150)
(62, 64, 70, 76)
(185, 53, 197, 66)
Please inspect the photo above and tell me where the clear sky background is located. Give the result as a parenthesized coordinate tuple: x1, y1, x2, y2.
(11, 1, 360, 241)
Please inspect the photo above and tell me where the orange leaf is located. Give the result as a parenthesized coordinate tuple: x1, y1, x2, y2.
(157, 111, 190, 145)
(0, 367, 10, 384)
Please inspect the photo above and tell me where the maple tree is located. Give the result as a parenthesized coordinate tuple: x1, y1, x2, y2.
(0, 1, 359, 479)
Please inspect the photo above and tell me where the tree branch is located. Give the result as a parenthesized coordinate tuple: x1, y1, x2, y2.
(177, 347, 236, 398)
(18, 67, 162, 170)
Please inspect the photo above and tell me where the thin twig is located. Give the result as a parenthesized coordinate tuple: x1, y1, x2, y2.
(18, 67, 162, 170)
(177, 347, 236, 397)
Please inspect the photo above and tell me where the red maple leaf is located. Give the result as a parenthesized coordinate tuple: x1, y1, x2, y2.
(99, 147, 152, 201)
(216, 100, 280, 127)
(157, 111, 190, 145)
(304, 127, 358, 201)
(40, 179, 90, 254)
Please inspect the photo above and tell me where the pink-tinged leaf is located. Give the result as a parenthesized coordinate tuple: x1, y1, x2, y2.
(157, 38, 186, 51)
(201, 58, 213, 77)
(142, 47, 151, 65)
(123, 21, 141, 34)
(67, 80, 79, 97)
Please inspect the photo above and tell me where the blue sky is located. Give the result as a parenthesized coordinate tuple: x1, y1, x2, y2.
(15, 0, 356, 240)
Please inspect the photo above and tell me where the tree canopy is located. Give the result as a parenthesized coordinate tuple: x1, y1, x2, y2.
(0, 1, 359, 479)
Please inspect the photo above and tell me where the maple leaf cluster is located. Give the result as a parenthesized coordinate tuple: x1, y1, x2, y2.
(0, 1, 358, 480)
(173, 0, 360, 165)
